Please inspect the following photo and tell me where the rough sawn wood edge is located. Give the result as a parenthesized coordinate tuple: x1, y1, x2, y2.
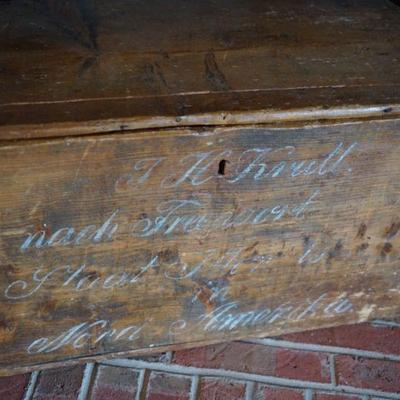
(1, 104, 400, 141)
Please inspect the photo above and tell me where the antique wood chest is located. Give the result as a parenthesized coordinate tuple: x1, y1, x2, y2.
(0, 0, 399, 375)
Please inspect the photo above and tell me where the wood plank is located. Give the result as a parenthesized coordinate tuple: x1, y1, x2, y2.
(1, 0, 400, 138)
(0, 118, 399, 375)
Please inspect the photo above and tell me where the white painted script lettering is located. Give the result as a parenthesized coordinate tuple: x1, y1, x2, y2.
(170, 294, 353, 335)
(116, 142, 357, 190)
(132, 190, 320, 238)
(27, 320, 145, 354)
(20, 210, 119, 252)
(5, 256, 159, 300)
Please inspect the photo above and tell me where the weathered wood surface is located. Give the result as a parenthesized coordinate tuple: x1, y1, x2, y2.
(1, 0, 400, 376)
(1, 0, 400, 138)
(0, 119, 400, 375)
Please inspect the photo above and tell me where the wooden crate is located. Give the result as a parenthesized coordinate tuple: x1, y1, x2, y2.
(0, 0, 399, 375)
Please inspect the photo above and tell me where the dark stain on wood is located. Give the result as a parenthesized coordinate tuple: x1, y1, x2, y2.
(204, 52, 230, 91)
(380, 242, 393, 258)
(356, 223, 367, 239)
(356, 242, 369, 255)
(327, 240, 343, 265)
(385, 221, 400, 240)
(142, 62, 169, 91)
(44, 0, 98, 51)
(78, 55, 98, 77)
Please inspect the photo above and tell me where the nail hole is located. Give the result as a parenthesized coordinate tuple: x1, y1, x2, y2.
(218, 159, 227, 175)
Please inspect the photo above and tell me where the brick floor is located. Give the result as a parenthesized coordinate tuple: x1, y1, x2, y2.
(2, 320, 400, 399)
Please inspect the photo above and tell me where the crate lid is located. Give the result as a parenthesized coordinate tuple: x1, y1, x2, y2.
(1, 0, 400, 139)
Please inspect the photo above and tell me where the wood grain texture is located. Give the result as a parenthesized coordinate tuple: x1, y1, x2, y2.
(1, 0, 400, 138)
(0, 119, 400, 375)
(1, 0, 400, 375)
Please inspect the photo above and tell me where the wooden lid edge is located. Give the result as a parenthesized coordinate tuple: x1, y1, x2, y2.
(1, 104, 399, 141)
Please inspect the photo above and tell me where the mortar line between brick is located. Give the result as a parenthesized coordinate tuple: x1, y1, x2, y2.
(22, 370, 39, 400)
(304, 388, 313, 400)
(99, 359, 400, 399)
(190, 375, 199, 400)
(244, 338, 400, 362)
(329, 354, 337, 386)
(165, 351, 173, 363)
(136, 369, 147, 400)
(245, 381, 255, 400)
(77, 363, 94, 400)
(372, 320, 400, 328)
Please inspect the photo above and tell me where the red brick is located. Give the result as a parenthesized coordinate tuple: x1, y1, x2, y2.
(336, 355, 400, 393)
(255, 384, 303, 400)
(146, 371, 191, 400)
(281, 323, 400, 355)
(314, 393, 361, 400)
(173, 342, 331, 382)
(0, 374, 29, 400)
(198, 377, 245, 400)
(173, 342, 270, 372)
(33, 365, 84, 400)
(91, 365, 138, 400)
(275, 348, 331, 382)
